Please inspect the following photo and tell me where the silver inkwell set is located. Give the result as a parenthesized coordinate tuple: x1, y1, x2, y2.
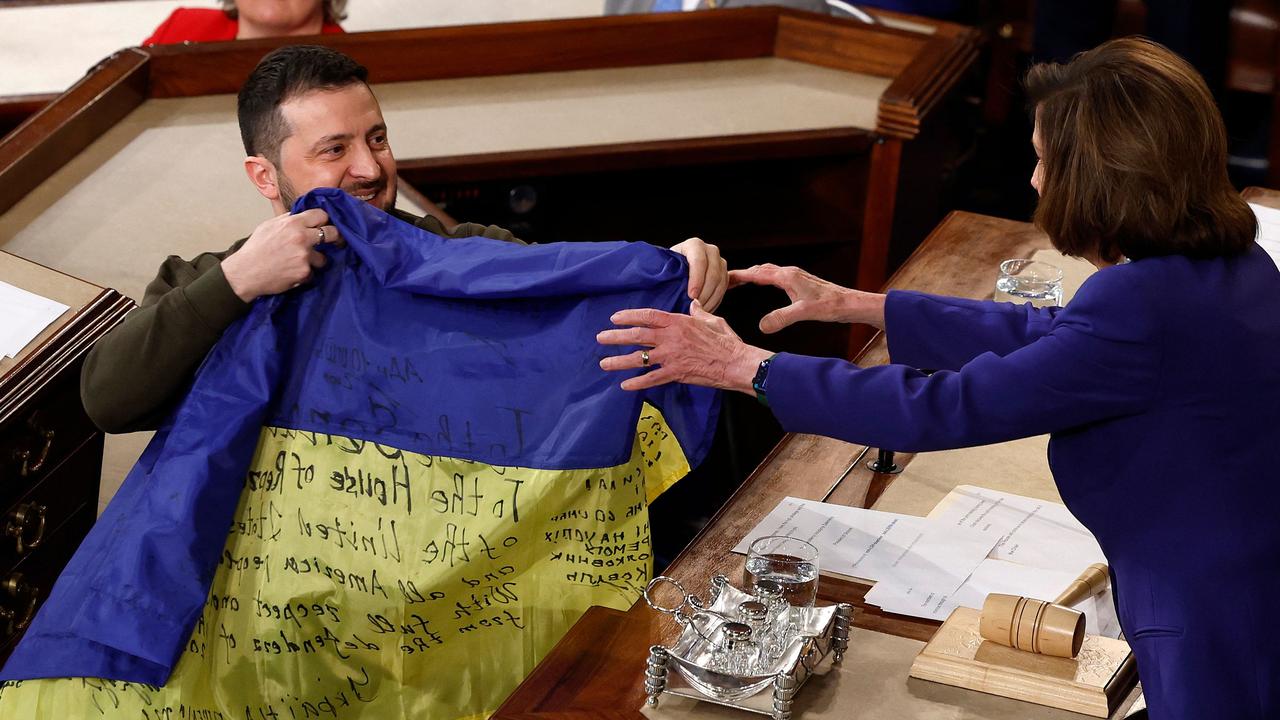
(642, 536, 852, 720)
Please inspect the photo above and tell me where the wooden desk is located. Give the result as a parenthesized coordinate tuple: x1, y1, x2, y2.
(494, 210, 1109, 719)
(0, 252, 132, 663)
(1243, 185, 1280, 208)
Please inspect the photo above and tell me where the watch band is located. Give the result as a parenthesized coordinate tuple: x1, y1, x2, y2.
(752, 354, 777, 407)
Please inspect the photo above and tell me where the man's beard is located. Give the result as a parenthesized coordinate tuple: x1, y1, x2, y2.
(278, 173, 395, 212)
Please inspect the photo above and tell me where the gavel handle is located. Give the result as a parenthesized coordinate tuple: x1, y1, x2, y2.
(1053, 562, 1110, 607)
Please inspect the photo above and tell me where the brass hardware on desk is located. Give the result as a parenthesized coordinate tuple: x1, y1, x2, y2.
(14, 427, 55, 477)
(4, 502, 46, 554)
(0, 572, 37, 636)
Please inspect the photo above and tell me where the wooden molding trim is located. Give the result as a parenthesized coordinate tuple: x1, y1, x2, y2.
(396, 128, 875, 185)
(0, 49, 149, 215)
(774, 13, 928, 79)
(0, 288, 134, 424)
(877, 27, 981, 139)
(0, 93, 58, 127)
(144, 9, 782, 98)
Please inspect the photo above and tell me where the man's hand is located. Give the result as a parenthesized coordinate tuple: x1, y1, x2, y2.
(729, 264, 887, 333)
(221, 208, 343, 303)
(670, 237, 728, 312)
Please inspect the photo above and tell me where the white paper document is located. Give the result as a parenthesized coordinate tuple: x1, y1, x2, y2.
(926, 485, 1106, 574)
(736, 488, 1120, 637)
(0, 281, 68, 358)
(864, 557, 1121, 638)
(732, 497, 997, 596)
(1248, 202, 1280, 270)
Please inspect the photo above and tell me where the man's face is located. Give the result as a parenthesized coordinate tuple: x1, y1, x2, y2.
(274, 83, 398, 212)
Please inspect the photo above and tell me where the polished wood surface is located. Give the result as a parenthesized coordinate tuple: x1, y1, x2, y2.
(1243, 185, 1280, 208)
(0, 92, 56, 140)
(494, 210, 1058, 718)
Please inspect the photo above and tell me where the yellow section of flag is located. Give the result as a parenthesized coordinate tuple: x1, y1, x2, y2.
(0, 406, 688, 719)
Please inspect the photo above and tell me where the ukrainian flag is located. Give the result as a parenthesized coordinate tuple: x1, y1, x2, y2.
(0, 189, 719, 719)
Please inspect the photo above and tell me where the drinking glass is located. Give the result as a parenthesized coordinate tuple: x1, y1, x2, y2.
(994, 259, 1064, 307)
(743, 535, 820, 608)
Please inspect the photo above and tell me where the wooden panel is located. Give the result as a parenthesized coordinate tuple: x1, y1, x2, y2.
(0, 496, 97, 662)
(0, 252, 130, 664)
(0, 93, 56, 139)
(773, 13, 978, 140)
(0, 49, 148, 216)
(0, 372, 97, 511)
(773, 13, 927, 79)
(144, 10, 781, 98)
(854, 137, 903, 294)
(1243, 185, 1280, 208)
(397, 128, 874, 184)
(0, 289, 135, 424)
(877, 30, 980, 138)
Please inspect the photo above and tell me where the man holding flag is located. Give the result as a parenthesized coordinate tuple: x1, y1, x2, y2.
(0, 45, 727, 720)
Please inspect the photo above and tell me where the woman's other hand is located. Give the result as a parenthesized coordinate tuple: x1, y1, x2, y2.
(597, 300, 772, 393)
(729, 264, 887, 333)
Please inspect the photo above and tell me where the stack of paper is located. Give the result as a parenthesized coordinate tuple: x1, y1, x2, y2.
(735, 487, 1120, 638)
(1248, 202, 1280, 270)
(0, 280, 69, 359)
(733, 497, 997, 612)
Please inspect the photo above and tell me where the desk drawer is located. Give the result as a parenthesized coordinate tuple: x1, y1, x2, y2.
(0, 500, 94, 661)
(0, 371, 97, 509)
(0, 432, 101, 572)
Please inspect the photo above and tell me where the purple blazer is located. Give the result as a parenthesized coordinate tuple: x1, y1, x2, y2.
(765, 243, 1280, 719)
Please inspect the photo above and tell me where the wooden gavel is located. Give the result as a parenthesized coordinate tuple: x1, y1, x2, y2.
(978, 563, 1110, 659)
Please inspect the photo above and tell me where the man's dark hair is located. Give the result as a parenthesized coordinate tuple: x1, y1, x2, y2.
(237, 45, 369, 165)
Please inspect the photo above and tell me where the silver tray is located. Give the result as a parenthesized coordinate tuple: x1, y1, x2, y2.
(643, 577, 853, 719)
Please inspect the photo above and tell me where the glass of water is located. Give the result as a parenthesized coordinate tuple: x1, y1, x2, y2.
(994, 258, 1064, 307)
(743, 535, 820, 608)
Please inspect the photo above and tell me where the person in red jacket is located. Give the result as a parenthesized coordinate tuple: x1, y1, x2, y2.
(144, 0, 345, 45)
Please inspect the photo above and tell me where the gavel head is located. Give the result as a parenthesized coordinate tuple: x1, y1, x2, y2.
(979, 593, 1085, 659)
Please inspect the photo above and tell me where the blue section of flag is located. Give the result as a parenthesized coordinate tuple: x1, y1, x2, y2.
(0, 188, 719, 684)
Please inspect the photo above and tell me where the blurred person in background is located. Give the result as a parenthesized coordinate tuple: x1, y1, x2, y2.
(145, 0, 345, 45)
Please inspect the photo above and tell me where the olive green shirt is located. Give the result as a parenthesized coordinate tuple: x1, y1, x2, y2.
(81, 209, 522, 433)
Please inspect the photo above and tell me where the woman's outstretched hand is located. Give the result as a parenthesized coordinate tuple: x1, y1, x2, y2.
(597, 300, 773, 393)
(729, 264, 887, 333)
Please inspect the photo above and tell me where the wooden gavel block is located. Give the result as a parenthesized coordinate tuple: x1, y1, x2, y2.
(978, 563, 1109, 659)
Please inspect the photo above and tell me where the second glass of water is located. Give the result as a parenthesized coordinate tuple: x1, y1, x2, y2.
(743, 535, 820, 608)
(994, 258, 1064, 307)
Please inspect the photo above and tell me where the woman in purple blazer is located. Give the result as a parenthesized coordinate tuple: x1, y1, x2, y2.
(600, 38, 1280, 719)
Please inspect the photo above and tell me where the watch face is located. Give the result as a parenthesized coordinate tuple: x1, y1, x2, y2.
(752, 357, 772, 391)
